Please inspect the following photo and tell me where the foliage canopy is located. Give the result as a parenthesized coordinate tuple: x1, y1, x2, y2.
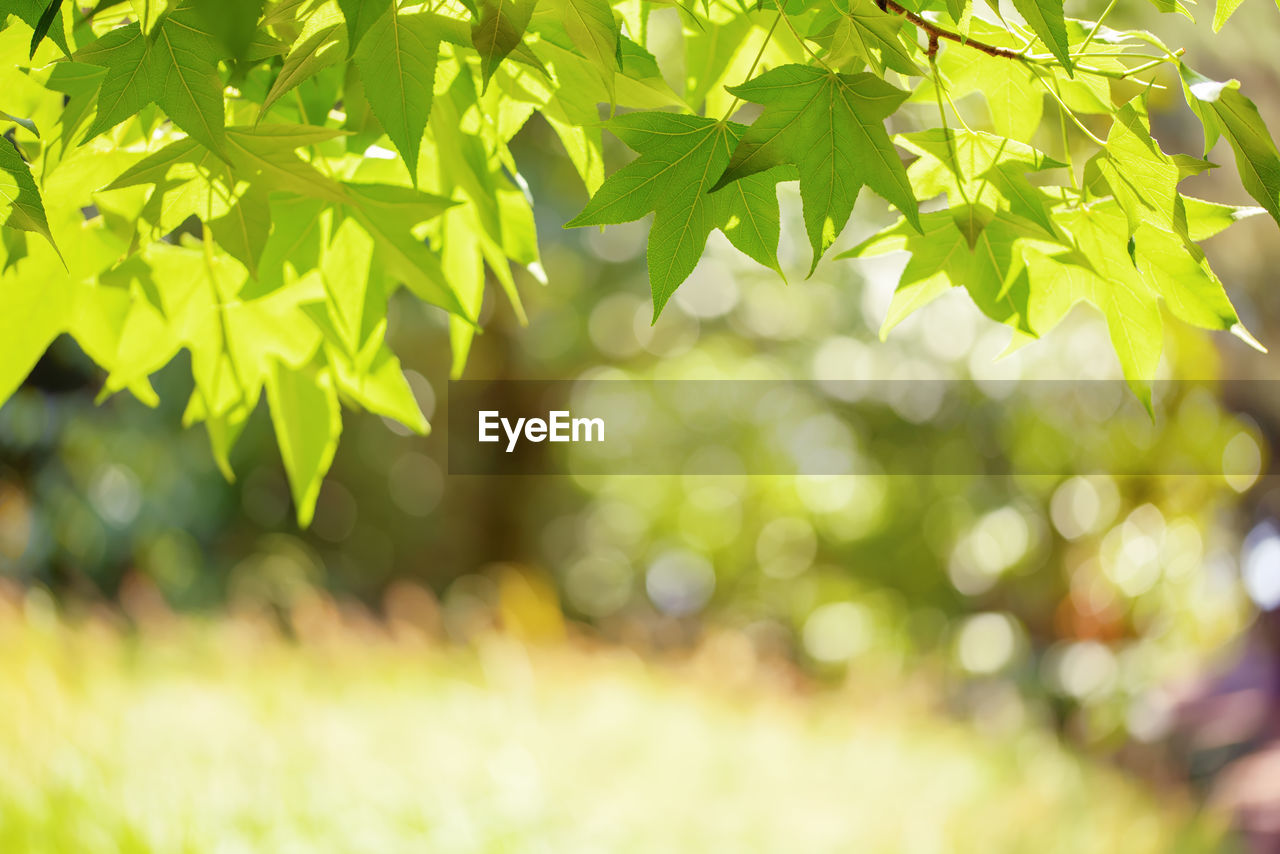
(0, 0, 1277, 523)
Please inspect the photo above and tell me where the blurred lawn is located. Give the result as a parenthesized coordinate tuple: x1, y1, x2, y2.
(0, 592, 1231, 854)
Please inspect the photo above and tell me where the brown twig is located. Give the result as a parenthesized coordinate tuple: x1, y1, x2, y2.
(881, 0, 1025, 60)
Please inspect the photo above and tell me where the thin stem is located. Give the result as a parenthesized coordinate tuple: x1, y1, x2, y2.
(876, 0, 1180, 83)
(1031, 65, 1105, 146)
(778, 5, 832, 70)
(1080, 0, 1118, 55)
(928, 44, 971, 206)
(1058, 103, 1079, 193)
(722, 14, 781, 119)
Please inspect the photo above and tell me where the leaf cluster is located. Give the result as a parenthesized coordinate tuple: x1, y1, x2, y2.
(0, 0, 1276, 522)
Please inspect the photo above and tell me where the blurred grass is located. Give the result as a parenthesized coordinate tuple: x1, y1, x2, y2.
(0, 591, 1231, 854)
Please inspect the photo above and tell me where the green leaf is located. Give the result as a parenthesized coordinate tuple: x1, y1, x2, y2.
(712, 64, 917, 272)
(336, 0, 391, 50)
(260, 21, 346, 119)
(152, 6, 230, 157)
(1094, 98, 1181, 237)
(29, 0, 63, 59)
(0, 137, 57, 253)
(471, 0, 536, 88)
(810, 0, 921, 77)
(190, 0, 265, 62)
(0, 246, 67, 407)
(208, 183, 271, 279)
(566, 113, 786, 316)
(897, 128, 1063, 236)
(1213, 0, 1246, 29)
(353, 7, 440, 183)
(841, 206, 1058, 338)
(0, 0, 69, 57)
(929, 21, 1042, 140)
(1008, 0, 1072, 73)
(553, 0, 619, 101)
(1181, 66, 1280, 228)
(264, 357, 342, 527)
(77, 22, 162, 142)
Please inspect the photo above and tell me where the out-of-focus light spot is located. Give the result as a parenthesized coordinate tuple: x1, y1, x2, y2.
(969, 327, 1023, 390)
(634, 303, 698, 358)
(388, 452, 443, 517)
(795, 475, 857, 514)
(1223, 430, 1262, 493)
(956, 612, 1019, 675)
(756, 517, 817, 580)
(737, 280, 810, 340)
(1243, 522, 1280, 611)
(811, 336, 875, 402)
(362, 144, 397, 160)
(1050, 476, 1118, 540)
(565, 550, 633, 617)
(1102, 505, 1164, 598)
(1046, 640, 1117, 699)
(857, 254, 908, 331)
(803, 601, 871, 662)
(1126, 692, 1174, 743)
(645, 550, 715, 617)
(584, 219, 646, 262)
(788, 413, 857, 474)
(90, 463, 142, 527)
(674, 266, 739, 319)
(949, 506, 1035, 595)
(588, 293, 644, 359)
(885, 359, 944, 423)
(921, 292, 977, 361)
(969, 507, 1030, 575)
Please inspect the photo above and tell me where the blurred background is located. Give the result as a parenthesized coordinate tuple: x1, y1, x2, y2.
(5, 2, 1280, 851)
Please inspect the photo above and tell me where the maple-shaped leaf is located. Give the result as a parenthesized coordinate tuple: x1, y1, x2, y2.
(353, 7, 440, 184)
(923, 20, 1041, 140)
(1092, 98, 1182, 237)
(76, 22, 160, 142)
(809, 0, 921, 77)
(337, 0, 391, 50)
(1024, 200, 1260, 406)
(841, 206, 1063, 338)
(77, 5, 229, 157)
(711, 64, 918, 273)
(551, 0, 619, 102)
(897, 128, 1063, 237)
(566, 113, 788, 317)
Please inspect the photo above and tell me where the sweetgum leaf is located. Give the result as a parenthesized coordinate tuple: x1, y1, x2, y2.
(712, 64, 917, 273)
(566, 113, 786, 317)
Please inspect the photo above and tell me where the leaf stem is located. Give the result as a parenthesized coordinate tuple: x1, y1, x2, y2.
(778, 6, 832, 71)
(722, 14, 781, 119)
(1080, 0, 1118, 54)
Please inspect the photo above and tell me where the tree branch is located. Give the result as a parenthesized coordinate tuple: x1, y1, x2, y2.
(877, 0, 1025, 61)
